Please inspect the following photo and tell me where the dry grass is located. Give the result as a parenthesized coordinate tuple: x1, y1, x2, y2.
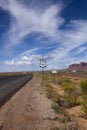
(36, 72, 87, 130)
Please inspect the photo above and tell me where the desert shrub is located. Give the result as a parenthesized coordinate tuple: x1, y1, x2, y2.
(46, 83, 60, 103)
(59, 77, 71, 84)
(51, 76, 58, 83)
(61, 78, 80, 107)
(52, 103, 65, 114)
(64, 77, 71, 83)
(80, 80, 87, 94)
(63, 84, 75, 94)
(43, 74, 49, 81)
(61, 81, 75, 94)
(53, 76, 63, 85)
(81, 95, 87, 115)
(57, 80, 62, 85)
(65, 93, 80, 107)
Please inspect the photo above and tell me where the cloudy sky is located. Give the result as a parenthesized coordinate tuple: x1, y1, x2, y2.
(0, 0, 87, 72)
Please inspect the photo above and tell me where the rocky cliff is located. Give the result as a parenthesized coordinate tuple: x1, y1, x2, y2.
(68, 62, 87, 70)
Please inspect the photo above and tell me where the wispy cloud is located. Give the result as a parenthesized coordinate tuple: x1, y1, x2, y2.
(20, 48, 41, 57)
(0, 0, 87, 71)
(5, 47, 41, 67)
(0, 0, 64, 51)
(46, 20, 87, 69)
(5, 57, 33, 66)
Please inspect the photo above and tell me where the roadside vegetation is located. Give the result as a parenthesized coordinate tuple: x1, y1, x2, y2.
(61, 77, 80, 107)
(36, 71, 87, 129)
(80, 80, 87, 116)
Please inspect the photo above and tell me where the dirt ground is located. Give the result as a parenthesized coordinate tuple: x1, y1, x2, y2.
(0, 75, 87, 130)
(50, 78, 87, 130)
(0, 76, 58, 130)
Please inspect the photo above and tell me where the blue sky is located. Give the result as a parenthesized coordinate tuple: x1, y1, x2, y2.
(0, 0, 87, 72)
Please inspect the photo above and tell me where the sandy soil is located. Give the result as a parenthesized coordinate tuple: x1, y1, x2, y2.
(0, 75, 87, 130)
(51, 82, 87, 130)
(50, 83, 64, 96)
(66, 106, 87, 130)
(0, 76, 57, 130)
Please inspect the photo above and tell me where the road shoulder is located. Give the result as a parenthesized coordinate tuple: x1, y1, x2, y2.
(0, 76, 56, 130)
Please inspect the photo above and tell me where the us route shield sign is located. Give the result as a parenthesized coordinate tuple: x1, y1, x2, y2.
(40, 58, 46, 68)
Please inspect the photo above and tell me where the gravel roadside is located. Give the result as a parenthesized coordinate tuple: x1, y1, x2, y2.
(0, 76, 56, 130)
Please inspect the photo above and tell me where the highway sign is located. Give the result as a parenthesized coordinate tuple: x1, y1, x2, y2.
(40, 58, 46, 68)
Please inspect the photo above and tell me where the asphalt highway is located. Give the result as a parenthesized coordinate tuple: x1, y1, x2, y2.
(0, 74, 33, 107)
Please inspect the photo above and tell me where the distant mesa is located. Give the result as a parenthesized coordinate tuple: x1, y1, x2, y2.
(68, 62, 87, 70)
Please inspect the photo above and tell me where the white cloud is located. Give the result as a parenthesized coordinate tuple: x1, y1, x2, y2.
(1, 0, 87, 71)
(5, 57, 33, 66)
(0, 0, 64, 51)
(22, 56, 29, 61)
(46, 20, 87, 69)
(21, 48, 40, 56)
(4, 19, 87, 70)
(5, 47, 41, 66)
(62, 20, 87, 49)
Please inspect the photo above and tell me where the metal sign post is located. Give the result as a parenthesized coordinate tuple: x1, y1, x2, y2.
(40, 58, 46, 86)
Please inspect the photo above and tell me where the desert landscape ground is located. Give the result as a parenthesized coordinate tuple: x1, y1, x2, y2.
(0, 71, 87, 130)
(0, 0, 87, 129)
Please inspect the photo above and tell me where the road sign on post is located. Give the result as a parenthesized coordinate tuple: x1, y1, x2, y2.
(40, 58, 46, 68)
(40, 58, 46, 86)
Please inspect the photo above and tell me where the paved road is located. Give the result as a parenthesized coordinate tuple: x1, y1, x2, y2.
(0, 74, 33, 107)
